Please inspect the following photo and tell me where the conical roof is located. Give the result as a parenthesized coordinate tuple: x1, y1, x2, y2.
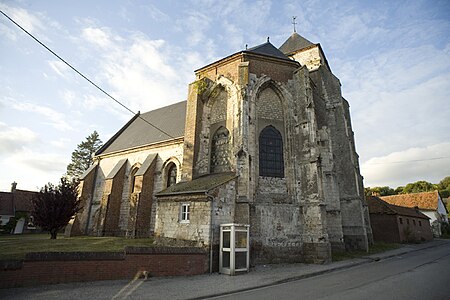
(245, 41, 290, 60)
(279, 32, 314, 55)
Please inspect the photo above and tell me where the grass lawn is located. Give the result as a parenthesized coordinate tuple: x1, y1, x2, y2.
(332, 242, 402, 262)
(0, 234, 154, 260)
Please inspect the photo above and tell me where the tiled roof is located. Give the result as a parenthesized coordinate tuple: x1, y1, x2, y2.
(380, 191, 440, 211)
(157, 172, 236, 196)
(279, 32, 314, 55)
(367, 196, 429, 219)
(0, 192, 14, 215)
(97, 101, 186, 155)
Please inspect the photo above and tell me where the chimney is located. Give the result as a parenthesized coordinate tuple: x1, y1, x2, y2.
(11, 181, 17, 192)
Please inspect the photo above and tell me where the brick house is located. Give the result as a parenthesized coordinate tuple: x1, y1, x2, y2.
(367, 196, 432, 243)
(0, 182, 38, 234)
(381, 191, 448, 237)
(70, 31, 372, 265)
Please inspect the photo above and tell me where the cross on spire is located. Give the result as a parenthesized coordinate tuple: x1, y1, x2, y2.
(292, 16, 297, 33)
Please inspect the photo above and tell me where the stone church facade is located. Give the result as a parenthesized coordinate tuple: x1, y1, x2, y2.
(69, 32, 373, 264)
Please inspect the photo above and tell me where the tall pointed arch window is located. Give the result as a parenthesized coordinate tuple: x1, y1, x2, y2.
(259, 126, 284, 178)
(210, 126, 230, 173)
(166, 163, 177, 188)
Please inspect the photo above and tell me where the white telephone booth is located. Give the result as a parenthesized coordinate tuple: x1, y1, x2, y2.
(219, 223, 250, 275)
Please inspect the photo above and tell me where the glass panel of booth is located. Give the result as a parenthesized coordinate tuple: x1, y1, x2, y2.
(235, 231, 247, 248)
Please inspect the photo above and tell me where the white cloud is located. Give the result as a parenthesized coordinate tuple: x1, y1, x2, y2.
(81, 27, 114, 49)
(77, 26, 191, 112)
(3, 98, 74, 131)
(0, 149, 68, 192)
(0, 4, 45, 35)
(48, 60, 70, 78)
(0, 122, 38, 155)
(50, 138, 71, 149)
(339, 43, 450, 161)
(361, 142, 450, 188)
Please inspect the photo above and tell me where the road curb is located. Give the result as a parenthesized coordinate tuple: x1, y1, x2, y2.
(189, 240, 448, 300)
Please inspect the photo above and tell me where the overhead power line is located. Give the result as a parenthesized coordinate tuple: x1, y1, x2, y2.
(365, 156, 450, 165)
(0, 10, 174, 139)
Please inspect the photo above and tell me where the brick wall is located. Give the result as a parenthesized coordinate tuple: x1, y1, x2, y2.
(0, 247, 207, 288)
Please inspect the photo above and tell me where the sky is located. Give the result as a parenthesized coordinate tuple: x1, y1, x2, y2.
(0, 0, 449, 192)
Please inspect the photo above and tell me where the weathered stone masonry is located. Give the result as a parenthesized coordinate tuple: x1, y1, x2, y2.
(70, 32, 372, 266)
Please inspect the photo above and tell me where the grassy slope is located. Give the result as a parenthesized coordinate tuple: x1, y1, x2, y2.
(0, 234, 154, 260)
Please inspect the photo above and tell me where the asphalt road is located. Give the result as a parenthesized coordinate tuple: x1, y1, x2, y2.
(209, 242, 450, 300)
(1, 242, 449, 300)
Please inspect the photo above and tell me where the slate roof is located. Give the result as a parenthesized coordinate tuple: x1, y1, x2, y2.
(0, 189, 37, 215)
(279, 32, 315, 55)
(368, 196, 430, 219)
(0, 192, 14, 215)
(97, 101, 186, 155)
(380, 191, 440, 211)
(245, 42, 291, 61)
(13, 190, 37, 212)
(157, 172, 236, 196)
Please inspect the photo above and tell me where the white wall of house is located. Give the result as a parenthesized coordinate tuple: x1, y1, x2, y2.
(437, 195, 449, 223)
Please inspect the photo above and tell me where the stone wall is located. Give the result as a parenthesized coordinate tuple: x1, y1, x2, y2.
(155, 180, 236, 247)
(78, 141, 184, 236)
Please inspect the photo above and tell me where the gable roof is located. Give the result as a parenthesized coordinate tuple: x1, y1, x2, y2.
(245, 41, 291, 60)
(97, 101, 186, 155)
(13, 190, 37, 212)
(0, 192, 14, 216)
(380, 191, 440, 211)
(368, 196, 430, 219)
(279, 32, 315, 55)
(156, 172, 236, 196)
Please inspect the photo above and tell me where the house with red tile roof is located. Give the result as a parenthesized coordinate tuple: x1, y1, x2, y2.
(367, 196, 432, 243)
(381, 191, 448, 237)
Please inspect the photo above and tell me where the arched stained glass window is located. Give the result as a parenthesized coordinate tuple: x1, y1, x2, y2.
(167, 163, 177, 188)
(210, 126, 230, 173)
(259, 126, 284, 178)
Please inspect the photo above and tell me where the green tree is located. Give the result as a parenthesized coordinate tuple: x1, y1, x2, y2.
(66, 131, 102, 179)
(437, 176, 450, 198)
(31, 178, 81, 239)
(394, 186, 404, 194)
(364, 186, 396, 197)
(401, 180, 437, 194)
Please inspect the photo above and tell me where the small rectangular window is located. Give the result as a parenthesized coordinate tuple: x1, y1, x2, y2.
(419, 221, 422, 226)
(406, 219, 410, 225)
(399, 217, 403, 224)
(413, 219, 416, 226)
(180, 203, 190, 223)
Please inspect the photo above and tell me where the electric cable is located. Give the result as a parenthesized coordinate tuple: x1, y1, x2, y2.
(0, 10, 175, 139)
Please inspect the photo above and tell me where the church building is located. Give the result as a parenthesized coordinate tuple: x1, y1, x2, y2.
(69, 31, 373, 264)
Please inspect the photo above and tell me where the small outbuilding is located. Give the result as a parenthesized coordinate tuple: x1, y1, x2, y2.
(381, 191, 448, 237)
(367, 196, 433, 243)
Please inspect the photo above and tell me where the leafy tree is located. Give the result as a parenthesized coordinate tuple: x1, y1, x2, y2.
(66, 131, 103, 179)
(438, 176, 450, 198)
(31, 178, 81, 239)
(401, 180, 437, 194)
(364, 186, 396, 197)
(394, 186, 404, 194)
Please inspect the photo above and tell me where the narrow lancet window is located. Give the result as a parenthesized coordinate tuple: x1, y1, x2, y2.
(259, 126, 284, 177)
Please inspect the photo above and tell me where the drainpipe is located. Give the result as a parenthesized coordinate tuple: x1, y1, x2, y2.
(206, 191, 214, 274)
